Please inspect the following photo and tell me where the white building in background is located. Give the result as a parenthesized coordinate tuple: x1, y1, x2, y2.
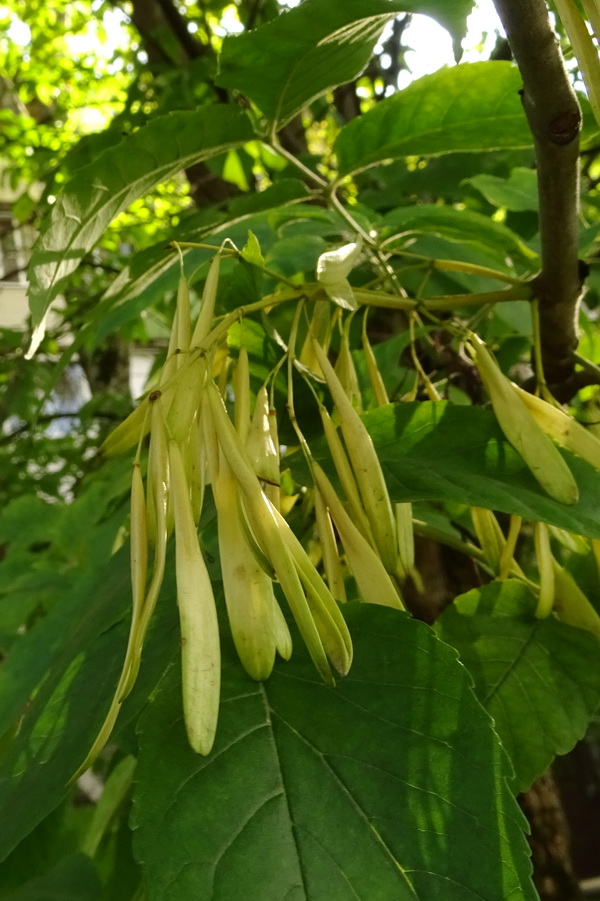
(0, 76, 34, 330)
(0, 197, 37, 329)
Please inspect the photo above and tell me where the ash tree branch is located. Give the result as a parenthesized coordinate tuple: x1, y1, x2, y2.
(492, 0, 585, 401)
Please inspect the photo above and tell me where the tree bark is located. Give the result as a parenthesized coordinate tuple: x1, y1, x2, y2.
(520, 770, 583, 901)
(492, 0, 585, 400)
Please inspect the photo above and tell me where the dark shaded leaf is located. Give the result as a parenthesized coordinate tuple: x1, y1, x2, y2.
(132, 605, 535, 901)
(382, 203, 537, 265)
(361, 402, 600, 538)
(2, 853, 102, 901)
(465, 168, 539, 211)
(436, 580, 600, 792)
(0, 550, 178, 862)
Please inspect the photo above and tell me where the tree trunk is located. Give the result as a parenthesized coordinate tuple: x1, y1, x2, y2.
(520, 770, 583, 900)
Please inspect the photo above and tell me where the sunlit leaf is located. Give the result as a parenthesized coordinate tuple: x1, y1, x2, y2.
(217, 0, 474, 130)
(335, 62, 532, 177)
(26, 106, 255, 355)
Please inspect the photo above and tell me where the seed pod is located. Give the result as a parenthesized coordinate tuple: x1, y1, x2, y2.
(498, 515, 523, 580)
(236, 491, 277, 580)
(72, 453, 150, 778)
(395, 502, 415, 582)
(211, 339, 229, 383)
(314, 486, 347, 603)
(471, 507, 505, 574)
(175, 273, 192, 366)
(169, 438, 220, 755)
(362, 315, 389, 407)
(319, 405, 372, 543)
(246, 385, 280, 486)
(233, 346, 251, 443)
(270, 502, 353, 676)
(298, 300, 332, 377)
(191, 253, 221, 347)
(471, 507, 526, 580)
(161, 294, 181, 389)
(513, 384, 600, 473)
(553, 558, 600, 641)
(271, 598, 293, 660)
(187, 410, 205, 526)
(312, 338, 398, 571)
(547, 525, 589, 555)
(72, 696, 123, 781)
(122, 396, 170, 697)
(129, 460, 148, 640)
(199, 384, 219, 487)
(206, 379, 334, 685)
(99, 399, 151, 458)
(118, 458, 151, 699)
(311, 460, 404, 611)
(469, 334, 579, 506)
(214, 455, 277, 681)
(265, 404, 281, 512)
(334, 318, 362, 412)
(534, 522, 555, 619)
(166, 356, 206, 445)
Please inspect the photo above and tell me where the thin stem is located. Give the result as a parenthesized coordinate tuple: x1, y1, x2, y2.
(174, 241, 299, 289)
(531, 298, 549, 398)
(286, 305, 316, 464)
(268, 138, 329, 189)
(381, 244, 527, 285)
(409, 314, 442, 401)
(423, 285, 534, 309)
(499, 515, 523, 580)
(198, 289, 308, 352)
(327, 187, 376, 247)
(573, 352, 600, 381)
(412, 519, 485, 562)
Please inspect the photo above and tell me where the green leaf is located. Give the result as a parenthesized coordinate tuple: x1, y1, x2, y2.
(264, 233, 326, 278)
(382, 204, 537, 265)
(41, 129, 124, 202)
(240, 230, 265, 268)
(217, 0, 474, 130)
(228, 178, 309, 216)
(465, 167, 539, 211)
(289, 402, 600, 536)
(436, 580, 600, 792)
(26, 106, 255, 354)
(0, 550, 178, 862)
(0, 555, 130, 861)
(578, 91, 600, 149)
(132, 605, 535, 901)
(335, 62, 532, 177)
(0, 555, 126, 743)
(358, 402, 600, 539)
(392, 233, 518, 290)
(2, 853, 102, 901)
